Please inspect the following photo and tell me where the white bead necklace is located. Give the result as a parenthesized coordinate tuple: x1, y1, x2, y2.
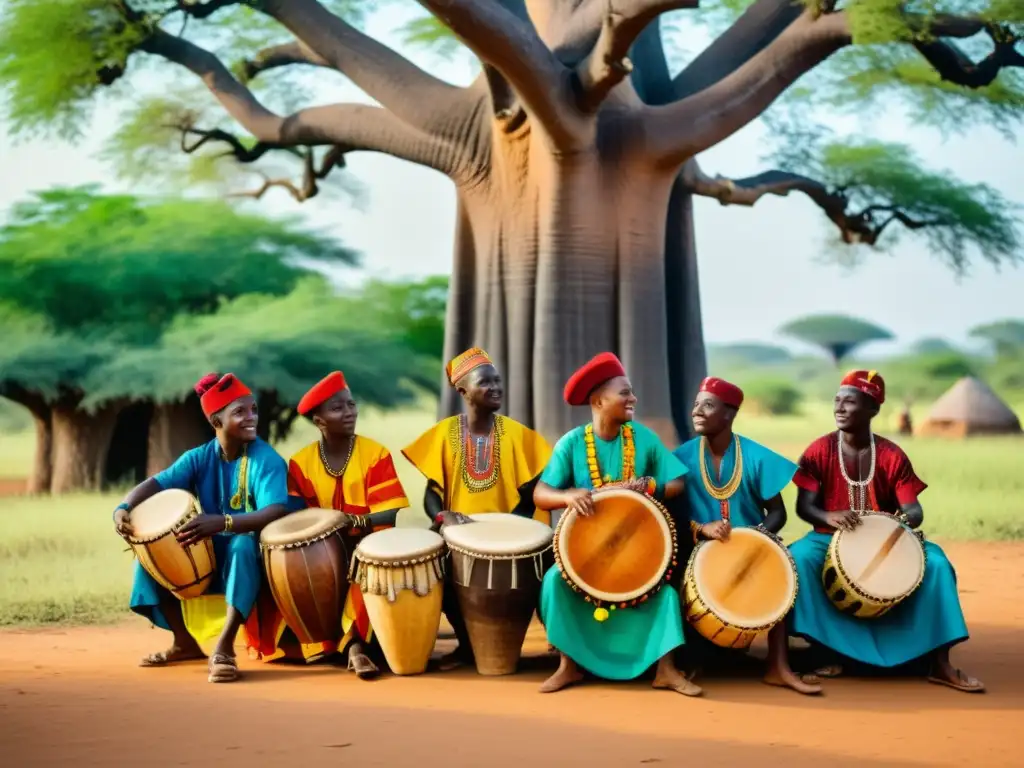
(837, 431, 876, 514)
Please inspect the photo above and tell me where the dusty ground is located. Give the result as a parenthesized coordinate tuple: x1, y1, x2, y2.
(1, 541, 1020, 767)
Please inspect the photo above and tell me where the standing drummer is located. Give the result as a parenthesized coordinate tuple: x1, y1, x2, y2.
(111, 373, 292, 683)
(532, 352, 700, 696)
(674, 376, 821, 695)
(789, 370, 983, 693)
(402, 347, 552, 669)
(279, 370, 411, 679)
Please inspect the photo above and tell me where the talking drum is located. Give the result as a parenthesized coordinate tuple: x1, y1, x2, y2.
(683, 527, 798, 649)
(443, 515, 554, 676)
(553, 487, 677, 620)
(125, 489, 216, 601)
(350, 528, 447, 675)
(260, 508, 351, 646)
(823, 511, 926, 619)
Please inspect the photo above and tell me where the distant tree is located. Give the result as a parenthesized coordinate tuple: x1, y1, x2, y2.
(359, 276, 449, 365)
(911, 337, 959, 356)
(778, 314, 894, 365)
(969, 319, 1024, 358)
(708, 342, 793, 369)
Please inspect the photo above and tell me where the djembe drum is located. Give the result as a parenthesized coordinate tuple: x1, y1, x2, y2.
(125, 489, 216, 600)
(553, 487, 677, 619)
(260, 508, 351, 645)
(823, 511, 926, 619)
(350, 528, 447, 675)
(683, 526, 798, 649)
(443, 514, 554, 676)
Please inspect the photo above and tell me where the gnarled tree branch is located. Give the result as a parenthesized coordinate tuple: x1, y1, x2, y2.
(576, 0, 698, 113)
(240, 40, 330, 82)
(227, 149, 338, 202)
(914, 23, 1024, 88)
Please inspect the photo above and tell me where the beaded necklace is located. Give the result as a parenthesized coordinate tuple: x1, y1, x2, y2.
(838, 431, 876, 514)
(698, 434, 743, 522)
(319, 437, 356, 479)
(584, 423, 635, 487)
(454, 414, 501, 493)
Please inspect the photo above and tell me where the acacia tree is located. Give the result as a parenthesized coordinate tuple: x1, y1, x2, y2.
(2, 1, 1021, 444)
(779, 313, 894, 364)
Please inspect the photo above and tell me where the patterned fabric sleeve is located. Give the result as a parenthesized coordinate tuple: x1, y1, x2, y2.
(365, 450, 410, 513)
(792, 435, 829, 493)
(286, 458, 317, 510)
(153, 446, 200, 491)
(539, 432, 576, 490)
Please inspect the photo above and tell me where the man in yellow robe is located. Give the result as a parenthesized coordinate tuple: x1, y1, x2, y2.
(402, 348, 552, 667)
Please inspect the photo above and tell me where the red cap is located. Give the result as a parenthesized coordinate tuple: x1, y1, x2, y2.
(297, 371, 348, 416)
(840, 369, 885, 405)
(196, 373, 252, 418)
(563, 352, 627, 406)
(699, 377, 744, 409)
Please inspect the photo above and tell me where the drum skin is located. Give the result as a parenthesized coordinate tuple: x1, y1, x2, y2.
(823, 511, 926, 619)
(683, 527, 798, 649)
(126, 489, 216, 601)
(446, 515, 553, 676)
(554, 488, 677, 609)
(260, 509, 351, 646)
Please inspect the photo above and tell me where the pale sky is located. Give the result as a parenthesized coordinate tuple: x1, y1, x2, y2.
(1, 6, 1021, 360)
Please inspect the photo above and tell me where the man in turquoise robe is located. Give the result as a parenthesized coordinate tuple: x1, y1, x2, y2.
(674, 376, 821, 695)
(113, 373, 292, 683)
(533, 352, 700, 696)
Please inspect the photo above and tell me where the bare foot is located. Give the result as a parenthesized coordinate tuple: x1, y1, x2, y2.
(139, 643, 205, 667)
(928, 664, 985, 693)
(652, 669, 703, 697)
(539, 665, 584, 693)
(764, 667, 823, 696)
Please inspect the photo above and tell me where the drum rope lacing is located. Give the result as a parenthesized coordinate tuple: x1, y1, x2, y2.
(447, 543, 554, 589)
(350, 547, 448, 602)
(837, 431, 875, 515)
(260, 523, 347, 551)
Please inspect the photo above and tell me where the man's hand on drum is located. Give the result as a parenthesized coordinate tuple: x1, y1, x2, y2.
(176, 514, 227, 548)
(436, 511, 473, 529)
(823, 510, 861, 532)
(113, 507, 133, 538)
(700, 520, 731, 541)
(563, 489, 595, 517)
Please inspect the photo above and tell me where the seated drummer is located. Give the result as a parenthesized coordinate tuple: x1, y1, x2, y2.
(402, 347, 552, 669)
(788, 370, 984, 693)
(112, 373, 291, 683)
(282, 370, 411, 680)
(533, 352, 701, 697)
(674, 376, 821, 695)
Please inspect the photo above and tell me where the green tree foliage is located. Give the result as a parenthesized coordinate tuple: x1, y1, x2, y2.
(707, 343, 794, 369)
(779, 314, 895, 365)
(969, 319, 1024, 357)
(735, 376, 804, 416)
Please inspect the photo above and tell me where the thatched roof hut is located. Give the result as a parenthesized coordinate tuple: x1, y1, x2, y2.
(915, 377, 1022, 438)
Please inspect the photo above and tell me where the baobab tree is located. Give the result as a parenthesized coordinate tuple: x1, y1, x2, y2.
(1, 0, 1020, 444)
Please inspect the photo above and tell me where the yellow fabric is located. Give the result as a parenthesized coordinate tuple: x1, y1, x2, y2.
(182, 596, 230, 655)
(288, 435, 410, 513)
(401, 415, 553, 524)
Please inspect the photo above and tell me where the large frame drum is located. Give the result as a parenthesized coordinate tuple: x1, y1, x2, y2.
(260, 508, 351, 645)
(350, 528, 447, 675)
(125, 489, 216, 601)
(683, 526, 798, 649)
(553, 487, 678, 616)
(443, 514, 553, 676)
(823, 511, 926, 619)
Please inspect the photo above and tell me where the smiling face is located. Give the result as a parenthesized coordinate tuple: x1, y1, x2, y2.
(691, 391, 736, 437)
(312, 388, 358, 439)
(833, 386, 879, 433)
(592, 375, 637, 424)
(212, 394, 258, 443)
(457, 364, 503, 413)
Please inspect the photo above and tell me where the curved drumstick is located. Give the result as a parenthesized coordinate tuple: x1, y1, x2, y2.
(856, 526, 905, 584)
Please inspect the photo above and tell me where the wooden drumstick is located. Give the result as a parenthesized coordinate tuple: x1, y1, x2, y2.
(856, 526, 905, 584)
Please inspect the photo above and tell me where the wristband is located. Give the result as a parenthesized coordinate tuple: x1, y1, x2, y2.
(224, 514, 233, 533)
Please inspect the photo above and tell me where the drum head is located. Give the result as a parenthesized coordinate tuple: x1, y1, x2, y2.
(692, 528, 796, 629)
(128, 489, 197, 541)
(355, 527, 444, 563)
(444, 515, 552, 556)
(557, 487, 672, 603)
(261, 508, 347, 547)
(836, 514, 923, 600)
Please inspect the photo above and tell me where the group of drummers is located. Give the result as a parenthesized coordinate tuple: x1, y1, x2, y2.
(111, 349, 985, 696)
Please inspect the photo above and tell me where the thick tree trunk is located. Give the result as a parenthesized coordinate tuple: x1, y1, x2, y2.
(50, 401, 123, 494)
(146, 396, 213, 476)
(105, 401, 153, 487)
(28, 410, 53, 495)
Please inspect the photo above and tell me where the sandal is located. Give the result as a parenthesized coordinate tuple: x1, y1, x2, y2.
(813, 664, 844, 679)
(208, 652, 239, 683)
(927, 668, 985, 694)
(347, 652, 380, 681)
(139, 648, 205, 667)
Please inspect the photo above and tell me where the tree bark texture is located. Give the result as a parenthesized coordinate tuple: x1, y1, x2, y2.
(146, 396, 213, 476)
(49, 401, 123, 495)
(28, 410, 53, 495)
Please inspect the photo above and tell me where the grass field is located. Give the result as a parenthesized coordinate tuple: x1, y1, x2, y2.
(1, 402, 1021, 627)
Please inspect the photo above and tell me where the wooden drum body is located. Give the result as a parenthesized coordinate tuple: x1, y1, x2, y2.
(260, 508, 351, 645)
(444, 514, 554, 676)
(553, 488, 678, 613)
(350, 528, 447, 675)
(126, 489, 216, 601)
(823, 511, 926, 619)
(683, 527, 798, 649)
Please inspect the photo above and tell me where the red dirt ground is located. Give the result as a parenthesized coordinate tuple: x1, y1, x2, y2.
(1, 540, 1020, 767)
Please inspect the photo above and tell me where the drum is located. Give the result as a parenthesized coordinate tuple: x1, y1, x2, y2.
(683, 526, 798, 649)
(260, 508, 351, 645)
(443, 514, 554, 676)
(350, 528, 447, 675)
(823, 511, 926, 619)
(125, 489, 216, 601)
(553, 487, 677, 618)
